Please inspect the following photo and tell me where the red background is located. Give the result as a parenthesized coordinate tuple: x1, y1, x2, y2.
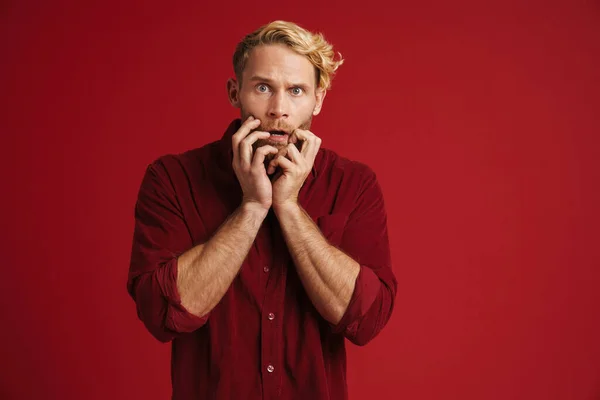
(2, 1, 599, 399)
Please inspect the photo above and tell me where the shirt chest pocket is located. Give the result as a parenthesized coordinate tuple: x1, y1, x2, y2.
(316, 213, 349, 247)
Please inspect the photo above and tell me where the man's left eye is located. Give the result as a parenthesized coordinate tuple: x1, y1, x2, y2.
(291, 87, 303, 95)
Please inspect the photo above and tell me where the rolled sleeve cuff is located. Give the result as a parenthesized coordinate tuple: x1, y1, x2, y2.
(159, 257, 209, 333)
(330, 265, 381, 336)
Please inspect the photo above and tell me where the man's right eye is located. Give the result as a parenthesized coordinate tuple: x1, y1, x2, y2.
(257, 84, 269, 93)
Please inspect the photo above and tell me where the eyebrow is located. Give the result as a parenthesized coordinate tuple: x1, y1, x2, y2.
(248, 75, 309, 89)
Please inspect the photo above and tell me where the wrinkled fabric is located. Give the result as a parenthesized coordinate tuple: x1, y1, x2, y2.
(127, 119, 397, 399)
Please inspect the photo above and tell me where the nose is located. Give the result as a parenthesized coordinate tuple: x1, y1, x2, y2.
(268, 91, 289, 119)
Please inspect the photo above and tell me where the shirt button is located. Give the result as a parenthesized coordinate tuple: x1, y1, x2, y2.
(268, 312, 275, 321)
(263, 266, 270, 273)
(267, 364, 275, 373)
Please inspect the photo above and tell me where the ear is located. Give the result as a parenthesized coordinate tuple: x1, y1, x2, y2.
(313, 88, 327, 116)
(227, 78, 241, 108)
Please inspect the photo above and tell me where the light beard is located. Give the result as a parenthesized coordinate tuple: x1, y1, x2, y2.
(245, 114, 313, 165)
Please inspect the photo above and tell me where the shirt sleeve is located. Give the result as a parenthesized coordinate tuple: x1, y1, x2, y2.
(127, 159, 209, 343)
(328, 166, 398, 346)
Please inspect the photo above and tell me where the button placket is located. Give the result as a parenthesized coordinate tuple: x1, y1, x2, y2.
(258, 216, 287, 396)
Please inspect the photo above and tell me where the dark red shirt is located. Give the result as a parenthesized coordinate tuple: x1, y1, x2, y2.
(127, 119, 397, 399)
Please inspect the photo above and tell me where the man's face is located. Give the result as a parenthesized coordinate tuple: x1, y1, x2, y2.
(227, 44, 326, 158)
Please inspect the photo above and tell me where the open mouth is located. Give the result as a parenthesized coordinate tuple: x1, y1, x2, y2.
(267, 130, 289, 143)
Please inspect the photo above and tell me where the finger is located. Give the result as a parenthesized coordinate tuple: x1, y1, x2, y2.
(286, 143, 303, 164)
(232, 117, 261, 160)
(232, 117, 261, 149)
(277, 146, 289, 159)
(232, 118, 261, 163)
(288, 131, 308, 156)
(268, 154, 295, 174)
(292, 129, 321, 163)
(291, 129, 312, 153)
(239, 131, 271, 167)
(267, 148, 288, 174)
(252, 145, 279, 169)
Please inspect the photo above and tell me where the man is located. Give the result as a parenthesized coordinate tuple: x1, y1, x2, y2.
(127, 20, 397, 399)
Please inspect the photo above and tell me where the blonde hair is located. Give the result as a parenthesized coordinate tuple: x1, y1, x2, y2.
(233, 20, 344, 90)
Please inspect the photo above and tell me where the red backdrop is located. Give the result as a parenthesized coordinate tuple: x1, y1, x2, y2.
(2, 1, 599, 399)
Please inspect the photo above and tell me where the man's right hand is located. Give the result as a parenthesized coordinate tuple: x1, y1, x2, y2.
(232, 116, 278, 212)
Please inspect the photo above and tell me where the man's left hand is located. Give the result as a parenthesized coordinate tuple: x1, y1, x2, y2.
(268, 128, 321, 210)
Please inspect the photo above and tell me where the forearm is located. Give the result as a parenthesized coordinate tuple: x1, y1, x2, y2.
(177, 202, 268, 317)
(274, 203, 360, 324)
